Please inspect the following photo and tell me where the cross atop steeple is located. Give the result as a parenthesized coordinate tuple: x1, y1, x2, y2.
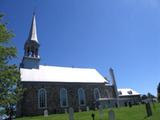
(27, 13, 39, 43)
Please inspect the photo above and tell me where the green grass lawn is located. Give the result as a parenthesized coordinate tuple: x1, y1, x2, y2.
(16, 103, 160, 120)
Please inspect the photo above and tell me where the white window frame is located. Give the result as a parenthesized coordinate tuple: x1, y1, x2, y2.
(94, 88, 101, 101)
(60, 88, 68, 107)
(38, 88, 47, 109)
(78, 88, 86, 106)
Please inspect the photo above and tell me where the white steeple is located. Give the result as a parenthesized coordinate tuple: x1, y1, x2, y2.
(20, 13, 40, 69)
(28, 13, 39, 43)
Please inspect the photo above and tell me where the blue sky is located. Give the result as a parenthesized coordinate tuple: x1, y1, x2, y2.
(1, 0, 160, 96)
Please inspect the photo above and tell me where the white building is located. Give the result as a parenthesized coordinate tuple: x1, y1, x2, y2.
(118, 88, 141, 106)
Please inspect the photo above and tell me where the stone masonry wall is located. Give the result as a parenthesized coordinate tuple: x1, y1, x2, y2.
(19, 82, 114, 116)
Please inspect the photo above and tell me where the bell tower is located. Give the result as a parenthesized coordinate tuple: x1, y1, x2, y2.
(20, 13, 40, 69)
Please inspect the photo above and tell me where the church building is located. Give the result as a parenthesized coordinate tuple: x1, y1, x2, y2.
(17, 14, 117, 116)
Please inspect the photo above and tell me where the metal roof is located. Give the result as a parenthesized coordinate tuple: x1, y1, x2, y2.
(20, 65, 107, 83)
(27, 14, 39, 43)
(118, 88, 140, 96)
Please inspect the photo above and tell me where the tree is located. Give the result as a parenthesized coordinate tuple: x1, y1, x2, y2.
(147, 92, 155, 98)
(157, 83, 160, 102)
(141, 94, 147, 100)
(147, 92, 156, 102)
(0, 14, 23, 119)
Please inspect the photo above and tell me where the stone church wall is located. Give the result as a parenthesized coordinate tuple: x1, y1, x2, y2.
(18, 82, 114, 116)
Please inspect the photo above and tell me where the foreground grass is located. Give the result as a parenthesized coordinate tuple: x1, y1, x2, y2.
(16, 103, 160, 120)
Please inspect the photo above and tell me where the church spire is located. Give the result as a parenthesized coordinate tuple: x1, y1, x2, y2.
(20, 13, 40, 69)
(28, 13, 39, 43)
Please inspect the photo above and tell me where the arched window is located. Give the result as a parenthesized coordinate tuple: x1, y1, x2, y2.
(60, 88, 68, 107)
(105, 90, 109, 98)
(38, 88, 47, 108)
(78, 88, 86, 106)
(94, 88, 101, 101)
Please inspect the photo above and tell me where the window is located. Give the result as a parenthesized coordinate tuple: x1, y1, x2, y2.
(127, 90, 132, 95)
(94, 88, 100, 101)
(60, 88, 68, 107)
(105, 90, 109, 98)
(38, 88, 47, 108)
(78, 88, 86, 106)
(118, 91, 122, 95)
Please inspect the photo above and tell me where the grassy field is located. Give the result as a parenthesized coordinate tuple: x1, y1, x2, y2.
(16, 103, 160, 120)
